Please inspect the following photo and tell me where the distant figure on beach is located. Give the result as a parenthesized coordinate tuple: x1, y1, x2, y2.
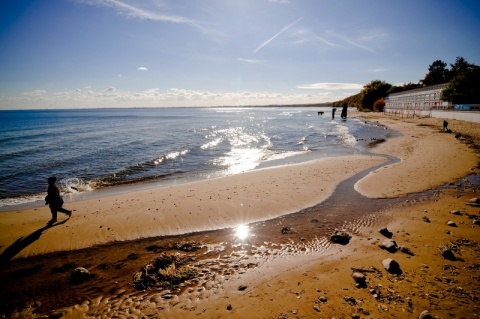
(45, 177, 72, 225)
(443, 120, 449, 132)
(332, 107, 337, 119)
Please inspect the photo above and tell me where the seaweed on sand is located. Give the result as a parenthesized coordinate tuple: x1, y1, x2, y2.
(133, 253, 197, 290)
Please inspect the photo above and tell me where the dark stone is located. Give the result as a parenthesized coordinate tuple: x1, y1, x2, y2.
(419, 310, 434, 319)
(382, 258, 402, 274)
(343, 296, 357, 305)
(380, 240, 398, 253)
(399, 246, 415, 256)
(175, 241, 202, 252)
(330, 230, 352, 245)
(439, 246, 457, 261)
(352, 271, 365, 282)
(70, 267, 92, 285)
(352, 272, 367, 288)
(469, 198, 480, 204)
(379, 228, 393, 238)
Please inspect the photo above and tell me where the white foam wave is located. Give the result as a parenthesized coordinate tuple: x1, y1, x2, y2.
(263, 149, 311, 162)
(59, 177, 93, 194)
(154, 149, 189, 164)
(201, 137, 222, 150)
(333, 123, 357, 147)
(167, 149, 189, 159)
(0, 194, 45, 208)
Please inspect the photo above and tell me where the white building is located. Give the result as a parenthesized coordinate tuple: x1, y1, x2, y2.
(385, 83, 452, 113)
(384, 83, 480, 122)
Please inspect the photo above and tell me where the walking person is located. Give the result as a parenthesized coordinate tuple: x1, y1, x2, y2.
(45, 177, 72, 225)
(443, 120, 449, 132)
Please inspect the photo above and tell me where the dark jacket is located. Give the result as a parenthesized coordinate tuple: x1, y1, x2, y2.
(46, 184, 63, 208)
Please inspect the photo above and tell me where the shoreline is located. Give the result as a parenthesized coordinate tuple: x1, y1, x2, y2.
(0, 145, 369, 213)
(1, 111, 480, 318)
(0, 114, 383, 213)
(0, 154, 390, 258)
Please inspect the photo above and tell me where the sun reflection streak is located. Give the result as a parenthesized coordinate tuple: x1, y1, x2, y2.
(235, 225, 249, 240)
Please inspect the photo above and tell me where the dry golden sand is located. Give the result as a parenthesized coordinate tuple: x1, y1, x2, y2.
(0, 154, 388, 258)
(355, 113, 479, 198)
(0, 111, 479, 319)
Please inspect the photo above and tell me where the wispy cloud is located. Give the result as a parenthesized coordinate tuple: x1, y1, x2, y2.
(327, 29, 386, 53)
(76, 0, 231, 43)
(309, 32, 338, 47)
(358, 29, 388, 43)
(297, 82, 363, 90)
(290, 29, 341, 47)
(137, 67, 148, 71)
(328, 31, 374, 52)
(237, 58, 265, 64)
(77, 0, 205, 30)
(253, 17, 303, 54)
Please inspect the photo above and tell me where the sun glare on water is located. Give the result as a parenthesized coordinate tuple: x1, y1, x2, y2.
(235, 225, 249, 240)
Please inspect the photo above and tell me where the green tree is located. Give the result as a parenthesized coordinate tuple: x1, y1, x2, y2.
(448, 56, 471, 80)
(441, 65, 480, 104)
(422, 60, 448, 85)
(360, 80, 392, 111)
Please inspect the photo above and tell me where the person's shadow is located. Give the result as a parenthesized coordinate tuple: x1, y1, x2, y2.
(0, 218, 70, 267)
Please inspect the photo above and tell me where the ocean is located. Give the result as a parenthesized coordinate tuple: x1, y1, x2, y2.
(0, 106, 392, 209)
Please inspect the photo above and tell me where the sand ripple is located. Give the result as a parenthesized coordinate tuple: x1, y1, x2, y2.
(40, 209, 385, 318)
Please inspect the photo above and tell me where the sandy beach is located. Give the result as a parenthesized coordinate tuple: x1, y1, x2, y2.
(1, 110, 479, 318)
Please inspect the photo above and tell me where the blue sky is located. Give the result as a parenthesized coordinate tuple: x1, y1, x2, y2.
(1, 0, 479, 109)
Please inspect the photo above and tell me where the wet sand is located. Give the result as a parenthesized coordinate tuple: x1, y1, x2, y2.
(0, 154, 389, 258)
(0, 110, 479, 318)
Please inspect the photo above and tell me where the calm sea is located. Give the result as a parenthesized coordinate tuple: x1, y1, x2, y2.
(0, 107, 391, 208)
